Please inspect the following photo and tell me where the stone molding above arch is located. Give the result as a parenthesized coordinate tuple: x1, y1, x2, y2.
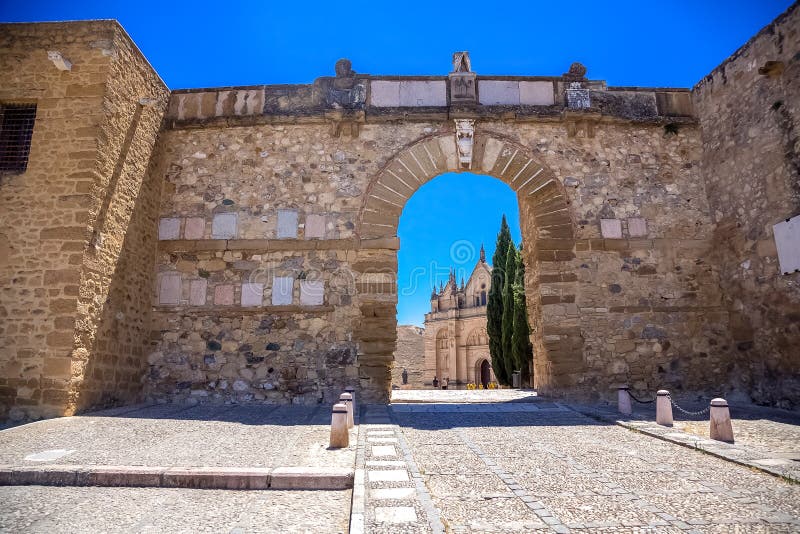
(357, 131, 574, 242)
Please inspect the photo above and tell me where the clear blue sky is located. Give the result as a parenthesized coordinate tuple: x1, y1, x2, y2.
(2, 0, 791, 326)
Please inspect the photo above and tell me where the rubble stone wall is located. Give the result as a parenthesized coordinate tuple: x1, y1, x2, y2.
(693, 2, 800, 408)
(392, 325, 425, 389)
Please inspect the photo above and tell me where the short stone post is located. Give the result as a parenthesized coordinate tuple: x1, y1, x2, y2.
(345, 386, 356, 419)
(618, 386, 632, 415)
(340, 392, 354, 429)
(709, 398, 734, 443)
(656, 390, 673, 426)
(329, 403, 349, 448)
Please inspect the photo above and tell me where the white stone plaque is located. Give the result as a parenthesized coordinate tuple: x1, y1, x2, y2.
(305, 214, 326, 239)
(159, 273, 181, 305)
(189, 279, 207, 305)
(478, 80, 520, 106)
(600, 219, 623, 239)
(158, 218, 181, 240)
(277, 209, 298, 239)
(211, 212, 237, 239)
(628, 217, 648, 237)
(774, 215, 800, 275)
(272, 276, 294, 305)
(519, 81, 555, 105)
(370, 81, 400, 107)
(241, 282, 263, 307)
(300, 280, 324, 306)
(399, 81, 447, 107)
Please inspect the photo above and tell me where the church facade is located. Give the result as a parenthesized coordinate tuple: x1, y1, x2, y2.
(423, 246, 497, 388)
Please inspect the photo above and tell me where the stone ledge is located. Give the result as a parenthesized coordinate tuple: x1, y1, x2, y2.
(157, 237, 400, 253)
(0, 464, 354, 490)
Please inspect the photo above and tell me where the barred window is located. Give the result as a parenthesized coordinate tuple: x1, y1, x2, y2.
(0, 104, 37, 174)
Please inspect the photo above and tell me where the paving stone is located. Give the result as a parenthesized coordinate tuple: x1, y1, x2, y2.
(371, 445, 397, 457)
(371, 487, 416, 500)
(368, 470, 409, 483)
(374, 505, 417, 523)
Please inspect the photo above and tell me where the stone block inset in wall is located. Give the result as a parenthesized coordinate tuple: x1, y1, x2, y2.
(214, 284, 234, 305)
(189, 279, 207, 306)
(370, 81, 400, 107)
(305, 214, 325, 239)
(272, 276, 294, 305)
(774, 215, 800, 275)
(628, 217, 648, 237)
(184, 217, 205, 240)
(519, 81, 555, 106)
(211, 213, 237, 239)
(478, 81, 520, 106)
(159, 273, 181, 305)
(158, 218, 181, 240)
(600, 219, 623, 239)
(300, 280, 324, 306)
(399, 81, 447, 107)
(277, 209, 299, 239)
(241, 282, 264, 307)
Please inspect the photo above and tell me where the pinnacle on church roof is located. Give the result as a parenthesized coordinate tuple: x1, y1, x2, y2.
(480, 243, 486, 263)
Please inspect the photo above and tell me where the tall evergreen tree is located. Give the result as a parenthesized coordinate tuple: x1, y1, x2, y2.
(487, 215, 511, 385)
(511, 248, 534, 385)
(501, 240, 518, 380)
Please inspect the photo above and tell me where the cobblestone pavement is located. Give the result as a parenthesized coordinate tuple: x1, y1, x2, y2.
(0, 486, 351, 533)
(361, 396, 800, 533)
(0, 403, 354, 469)
(572, 400, 800, 482)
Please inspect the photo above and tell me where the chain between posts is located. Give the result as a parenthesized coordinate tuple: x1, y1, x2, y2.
(668, 394, 710, 416)
(627, 390, 655, 404)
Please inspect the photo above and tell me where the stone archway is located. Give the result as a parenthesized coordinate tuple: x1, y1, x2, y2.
(355, 129, 581, 402)
(479, 359, 492, 388)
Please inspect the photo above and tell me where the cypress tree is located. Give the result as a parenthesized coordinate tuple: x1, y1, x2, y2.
(487, 215, 511, 385)
(501, 240, 518, 381)
(511, 248, 534, 385)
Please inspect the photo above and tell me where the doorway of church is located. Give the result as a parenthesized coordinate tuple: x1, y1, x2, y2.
(479, 359, 491, 389)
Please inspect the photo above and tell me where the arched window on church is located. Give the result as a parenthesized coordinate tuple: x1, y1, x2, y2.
(480, 290, 486, 306)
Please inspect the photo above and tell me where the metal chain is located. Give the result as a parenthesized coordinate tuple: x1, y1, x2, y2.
(668, 394, 710, 416)
(627, 391, 655, 404)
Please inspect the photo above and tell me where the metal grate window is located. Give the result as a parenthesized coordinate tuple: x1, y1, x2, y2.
(0, 104, 37, 174)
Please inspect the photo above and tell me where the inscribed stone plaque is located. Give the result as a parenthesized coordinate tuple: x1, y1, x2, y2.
(272, 276, 294, 305)
(600, 219, 623, 239)
(519, 81, 555, 105)
(300, 280, 324, 306)
(159, 273, 181, 305)
(184, 217, 205, 240)
(399, 81, 447, 107)
(370, 81, 401, 107)
(478, 80, 520, 106)
(305, 214, 325, 239)
(214, 284, 234, 305)
(211, 213, 237, 239)
(189, 279, 207, 305)
(277, 209, 299, 239)
(241, 282, 263, 307)
(628, 217, 648, 237)
(774, 215, 800, 274)
(158, 218, 181, 240)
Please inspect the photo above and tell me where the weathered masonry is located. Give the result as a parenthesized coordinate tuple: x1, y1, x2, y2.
(1, 4, 798, 421)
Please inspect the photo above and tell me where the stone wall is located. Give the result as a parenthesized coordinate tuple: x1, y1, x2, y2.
(693, 2, 800, 408)
(0, 21, 167, 421)
(392, 325, 425, 389)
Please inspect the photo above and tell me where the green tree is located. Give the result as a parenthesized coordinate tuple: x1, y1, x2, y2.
(511, 248, 534, 385)
(487, 215, 512, 385)
(501, 240, 518, 382)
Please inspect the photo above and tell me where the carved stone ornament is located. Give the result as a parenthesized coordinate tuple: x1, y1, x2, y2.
(566, 82, 591, 109)
(321, 58, 366, 109)
(452, 51, 472, 73)
(563, 61, 587, 80)
(454, 119, 475, 170)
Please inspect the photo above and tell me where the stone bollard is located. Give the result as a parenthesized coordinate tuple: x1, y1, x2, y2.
(656, 390, 673, 426)
(340, 392, 354, 429)
(345, 386, 356, 419)
(329, 403, 349, 448)
(709, 398, 734, 443)
(618, 386, 632, 415)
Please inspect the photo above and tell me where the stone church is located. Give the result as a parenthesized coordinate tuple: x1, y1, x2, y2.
(1, 3, 799, 422)
(423, 246, 496, 388)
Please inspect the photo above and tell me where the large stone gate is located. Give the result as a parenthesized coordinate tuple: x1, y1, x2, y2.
(1, 4, 798, 420)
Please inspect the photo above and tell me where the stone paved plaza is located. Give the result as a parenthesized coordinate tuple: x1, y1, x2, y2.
(1, 394, 800, 532)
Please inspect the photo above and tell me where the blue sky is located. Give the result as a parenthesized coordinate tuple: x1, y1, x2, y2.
(2, 0, 792, 326)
